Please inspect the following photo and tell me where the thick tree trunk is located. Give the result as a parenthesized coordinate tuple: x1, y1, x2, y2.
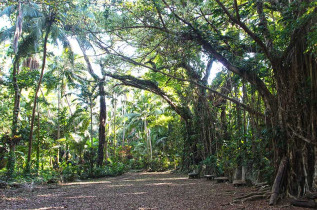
(97, 82, 106, 167)
(270, 38, 317, 200)
(181, 119, 197, 170)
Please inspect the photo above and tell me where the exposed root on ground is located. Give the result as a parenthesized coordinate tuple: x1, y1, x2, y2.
(233, 185, 270, 204)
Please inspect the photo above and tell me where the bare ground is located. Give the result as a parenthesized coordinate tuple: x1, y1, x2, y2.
(0, 172, 307, 210)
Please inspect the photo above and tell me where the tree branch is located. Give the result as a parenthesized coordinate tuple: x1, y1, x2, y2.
(202, 59, 214, 84)
(161, 0, 275, 109)
(214, 0, 272, 60)
(104, 73, 192, 121)
(256, 0, 273, 52)
(92, 21, 265, 118)
(101, 44, 264, 117)
(233, 0, 241, 22)
(76, 37, 100, 81)
(152, 0, 167, 30)
(282, 7, 317, 61)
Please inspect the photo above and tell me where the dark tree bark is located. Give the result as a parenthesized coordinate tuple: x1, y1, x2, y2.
(78, 39, 107, 167)
(272, 38, 317, 197)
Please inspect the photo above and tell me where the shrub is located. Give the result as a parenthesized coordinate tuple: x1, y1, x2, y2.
(61, 164, 79, 182)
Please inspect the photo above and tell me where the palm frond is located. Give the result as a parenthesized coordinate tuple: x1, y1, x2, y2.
(155, 137, 168, 145)
(16, 32, 38, 58)
(76, 36, 95, 53)
(16, 34, 36, 58)
(22, 3, 42, 19)
(0, 5, 15, 18)
(62, 37, 75, 66)
(0, 26, 15, 43)
(50, 24, 60, 44)
(28, 17, 44, 39)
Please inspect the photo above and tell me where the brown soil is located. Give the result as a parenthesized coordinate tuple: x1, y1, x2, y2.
(0, 172, 306, 209)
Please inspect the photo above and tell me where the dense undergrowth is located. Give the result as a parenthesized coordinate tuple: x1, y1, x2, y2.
(0, 153, 179, 185)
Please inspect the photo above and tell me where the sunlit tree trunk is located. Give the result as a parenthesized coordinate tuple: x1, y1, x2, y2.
(148, 129, 153, 161)
(144, 117, 152, 163)
(122, 95, 127, 148)
(113, 96, 117, 159)
(90, 100, 93, 147)
(36, 101, 40, 173)
(57, 85, 61, 164)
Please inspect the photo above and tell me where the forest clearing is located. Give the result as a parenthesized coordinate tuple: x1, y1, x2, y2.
(0, 171, 307, 209)
(0, 0, 316, 209)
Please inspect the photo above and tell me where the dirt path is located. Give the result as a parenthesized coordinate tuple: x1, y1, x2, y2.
(0, 172, 304, 209)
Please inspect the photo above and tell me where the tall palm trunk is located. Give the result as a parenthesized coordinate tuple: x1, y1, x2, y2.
(144, 118, 152, 163)
(12, 59, 20, 139)
(26, 19, 53, 172)
(122, 95, 126, 147)
(7, 59, 21, 178)
(36, 101, 40, 173)
(7, 0, 23, 178)
(97, 82, 106, 166)
(90, 99, 93, 147)
(113, 97, 116, 158)
(57, 85, 61, 164)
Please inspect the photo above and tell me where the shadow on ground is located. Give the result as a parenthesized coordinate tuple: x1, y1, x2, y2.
(0, 172, 305, 209)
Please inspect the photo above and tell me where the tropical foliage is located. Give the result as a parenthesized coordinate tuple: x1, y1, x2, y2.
(0, 0, 316, 205)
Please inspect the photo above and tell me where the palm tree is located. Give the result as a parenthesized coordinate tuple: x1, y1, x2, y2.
(125, 91, 164, 164)
(73, 80, 97, 148)
(0, 1, 43, 177)
(25, 0, 81, 171)
(26, 11, 55, 172)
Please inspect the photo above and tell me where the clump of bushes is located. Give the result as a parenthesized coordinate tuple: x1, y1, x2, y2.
(59, 162, 126, 181)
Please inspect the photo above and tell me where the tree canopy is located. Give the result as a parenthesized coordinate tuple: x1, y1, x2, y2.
(0, 0, 316, 206)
